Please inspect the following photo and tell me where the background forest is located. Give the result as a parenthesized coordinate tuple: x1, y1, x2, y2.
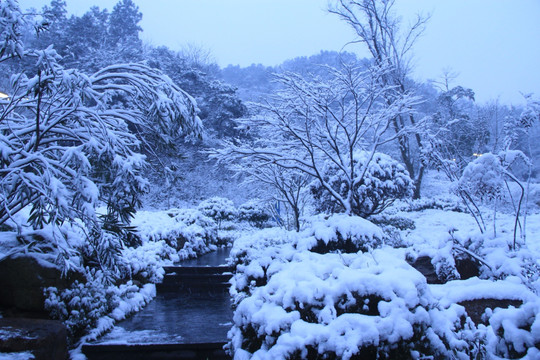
(5, 0, 539, 212)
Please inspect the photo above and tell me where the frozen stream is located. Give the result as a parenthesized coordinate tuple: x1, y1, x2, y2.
(93, 247, 233, 345)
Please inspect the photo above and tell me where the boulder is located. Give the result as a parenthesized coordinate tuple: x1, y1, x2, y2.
(455, 255, 481, 280)
(0, 255, 82, 312)
(0, 317, 68, 360)
(459, 299, 523, 325)
(408, 256, 443, 284)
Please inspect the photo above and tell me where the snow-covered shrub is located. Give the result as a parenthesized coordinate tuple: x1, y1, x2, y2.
(229, 249, 474, 359)
(432, 240, 461, 282)
(238, 199, 271, 228)
(430, 229, 491, 283)
(370, 214, 416, 248)
(173, 208, 221, 251)
(229, 228, 299, 303)
(486, 300, 540, 359)
(458, 153, 505, 202)
(406, 196, 467, 213)
(119, 240, 179, 283)
(133, 209, 218, 260)
(371, 214, 416, 231)
(197, 197, 237, 229)
(458, 151, 530, 246)
(295, 214, 384, 254)
(311, 151, 414, 217)
(44, 269, 146, 342)
(230, 215, 385, 305)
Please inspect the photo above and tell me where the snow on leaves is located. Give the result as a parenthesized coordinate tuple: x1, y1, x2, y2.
(0, 0, 25, 61)
(0, 1, 202, 274)
(311, 151, 414, 217)
(228, 216, 473, 359)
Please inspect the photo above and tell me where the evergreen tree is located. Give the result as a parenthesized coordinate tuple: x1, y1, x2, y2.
(108, 0, 142, 47)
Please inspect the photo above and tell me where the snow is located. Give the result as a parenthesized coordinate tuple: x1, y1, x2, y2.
(227, 174, 540, 358)
(0, 352, 35, 360)
(0, 328, 38, 341)
(431, 277, 537, 306)
(296, 214, 383, 251)
(92, 326, 183, 345)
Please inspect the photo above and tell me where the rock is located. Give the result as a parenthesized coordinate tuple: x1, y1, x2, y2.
(0, 318, 68, 360)
(408, 256, 443, 284)
(459, 299, 523, 325)
(455, 255, 480, 280)
(0, 255, 83, 312)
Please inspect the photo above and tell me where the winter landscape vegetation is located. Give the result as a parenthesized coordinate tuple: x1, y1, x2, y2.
(1, 0, 540, 359)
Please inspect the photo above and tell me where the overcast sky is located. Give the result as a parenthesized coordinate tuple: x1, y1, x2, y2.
(18, 0, 540, 104)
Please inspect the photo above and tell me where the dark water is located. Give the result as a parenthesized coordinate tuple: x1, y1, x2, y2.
(180, 247, 231, 267)
(97, 291, 233, 344)
(93, 248, 233, 345)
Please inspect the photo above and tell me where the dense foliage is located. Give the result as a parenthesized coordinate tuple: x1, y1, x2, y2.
(311, 151, 414, 217)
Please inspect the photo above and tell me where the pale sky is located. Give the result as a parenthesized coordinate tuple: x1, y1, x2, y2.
(18, 0, 540, 105)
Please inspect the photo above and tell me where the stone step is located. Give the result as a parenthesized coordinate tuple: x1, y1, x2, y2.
(156, 281, 230, 293)
(164, 265, 234, 275)
(158, 266, 233, 293)
(161, 273, 232, 283)
(82, 342, 230, 360)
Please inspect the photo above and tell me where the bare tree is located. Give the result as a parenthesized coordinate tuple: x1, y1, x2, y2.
(329, 0, 430, 198)
(233, 163, 310, 232)
(213, 63, 418, 217)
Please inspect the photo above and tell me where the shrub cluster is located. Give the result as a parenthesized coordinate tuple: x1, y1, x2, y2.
(311, 152, 414, 218)
(237, 199, 271, 228)
(228, 216, 474, 359)
(197, 197, 237, 229)
(230, 249, 473, 359)
(44, 270, 151, 342)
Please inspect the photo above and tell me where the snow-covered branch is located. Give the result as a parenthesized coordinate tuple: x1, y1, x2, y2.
(212, 63, 416, 216)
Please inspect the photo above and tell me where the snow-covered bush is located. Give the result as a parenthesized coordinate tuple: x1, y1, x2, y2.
(229, 228, 298, 303)
(197, 197, 237, 229)
(133, 209, 218, 260)
(311, 151, 414, 218)
(406, 196, 467, 213)
(119, 240, 179, 283)
(371, 214, 416, 231)
(44, 269, 151, 342)
(458, 153, 505, 202)
(370, 213, 416, 248)
(458, 150, 530, 245)
(229, 249, 474, 359)
(486, 300, 540, 359)
(295, 214, 384, 254)
(432, 239, 462, 282)
(230, 215, 383, 306)
(173, 208, 221, 252)
(238, 199, 271, 228)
